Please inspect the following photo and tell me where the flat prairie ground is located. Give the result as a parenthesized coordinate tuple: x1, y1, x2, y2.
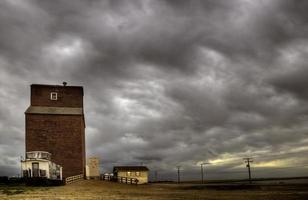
(1, 180, 308, 200)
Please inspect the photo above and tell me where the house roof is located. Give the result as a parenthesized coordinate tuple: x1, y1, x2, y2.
(113, 166, 149, 171)
(25, 106, 83, 115)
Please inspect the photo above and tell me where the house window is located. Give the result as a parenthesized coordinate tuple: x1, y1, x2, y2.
(135, 171, 140, 176)
(127, 171, 131, 176)
(40, 170, 46, 177)
(50, 92, 58, 100)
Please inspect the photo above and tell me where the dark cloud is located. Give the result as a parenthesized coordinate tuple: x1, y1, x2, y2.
(270, 65, 308, 100)
(0, 0, 308, 180)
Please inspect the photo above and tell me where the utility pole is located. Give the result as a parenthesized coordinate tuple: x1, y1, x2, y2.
(243, 158, 253, 183)
(200, 162, 210, 184)
(154, 170, 158, 182)
(176, 166, 181, 184)
(20, 156, 23, 178)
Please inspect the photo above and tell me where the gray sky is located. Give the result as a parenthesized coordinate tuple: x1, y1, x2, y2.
(0, 0, 308, 180)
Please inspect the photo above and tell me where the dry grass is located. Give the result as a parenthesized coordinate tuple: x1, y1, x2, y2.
(1, 180, 308, 200)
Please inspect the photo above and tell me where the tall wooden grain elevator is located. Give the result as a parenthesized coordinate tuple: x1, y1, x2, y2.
(25, 83, 86, 178)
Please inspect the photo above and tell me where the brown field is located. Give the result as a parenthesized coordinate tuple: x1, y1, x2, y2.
(1, 180, 308, 200)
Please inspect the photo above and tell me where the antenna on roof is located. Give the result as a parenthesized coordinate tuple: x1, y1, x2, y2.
(63, 82, 67, 86)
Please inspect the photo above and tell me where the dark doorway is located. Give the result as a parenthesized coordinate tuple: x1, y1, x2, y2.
(32, 163, 39, 177)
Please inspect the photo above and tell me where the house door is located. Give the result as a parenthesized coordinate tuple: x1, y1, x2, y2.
(32, 163, 39, 177)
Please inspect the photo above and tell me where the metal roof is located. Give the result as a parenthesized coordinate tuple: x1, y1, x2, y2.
(31, 84, 83, 89)
(25, 106, 83, 115)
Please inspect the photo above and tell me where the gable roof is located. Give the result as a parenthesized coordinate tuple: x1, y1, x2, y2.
(113, 166, 149, 171)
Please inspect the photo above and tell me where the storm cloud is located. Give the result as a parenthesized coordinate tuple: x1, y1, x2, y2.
(1, 0, 308, 180)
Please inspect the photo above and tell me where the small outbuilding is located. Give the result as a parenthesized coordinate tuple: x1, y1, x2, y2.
(113, 166, 149, 184)
(85, 157, 100, 179)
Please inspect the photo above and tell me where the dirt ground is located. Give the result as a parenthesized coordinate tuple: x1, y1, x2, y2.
(1, 180, 308, 200)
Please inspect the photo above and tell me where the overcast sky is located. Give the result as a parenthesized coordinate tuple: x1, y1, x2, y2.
(0, 0, 308, 180)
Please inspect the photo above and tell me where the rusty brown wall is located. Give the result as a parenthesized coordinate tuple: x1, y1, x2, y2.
(25, 114, 85, 178)
(31, 85, 83, 107)
(25, 84, 85, 178)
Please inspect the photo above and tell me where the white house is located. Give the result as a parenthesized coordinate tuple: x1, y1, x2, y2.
(21, 151, 62, 181)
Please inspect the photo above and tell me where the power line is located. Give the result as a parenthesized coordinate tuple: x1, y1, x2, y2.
(192, 164, 308, 175)
(206, 151, 308, 165)
(203, 160, 308, 172)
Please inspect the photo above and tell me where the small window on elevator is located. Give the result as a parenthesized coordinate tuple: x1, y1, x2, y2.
(50, 92, 58, 100)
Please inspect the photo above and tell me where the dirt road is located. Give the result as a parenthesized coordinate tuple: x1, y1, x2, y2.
(1, 180, 308, 200)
